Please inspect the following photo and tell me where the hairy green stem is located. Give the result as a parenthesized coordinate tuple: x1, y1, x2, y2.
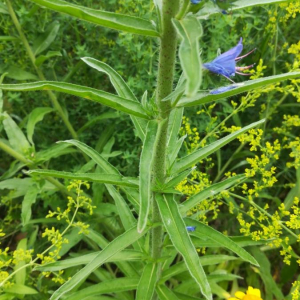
(5, 0, 78, 140)
(151, 0, 180, 272)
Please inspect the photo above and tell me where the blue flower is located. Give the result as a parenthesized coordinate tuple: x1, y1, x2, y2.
(186, 226, 196, 232)
(203, 38, 255, 82)
(191, 0, 201, 4)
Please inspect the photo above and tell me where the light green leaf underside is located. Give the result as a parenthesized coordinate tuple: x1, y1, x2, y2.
(29, 0, 159, 37)
(173, 16, 202, 97)
(27, 169, 138, 188)
(172, 119, 265, 173)
(180, 175, 245, 215)
(178, 72, 300, 107)
(81, 57, 147, 141)
(50, 226, 148, 300)
(185, 219, 258, 266)
(64, 278, 139, 300)
(156, 194, 212, 300)
(0, 82, 150, 119)
(35, 250, 143, 271)
(197, 0, 290, 19)
(136, 263, 158, 300)
(138, 120, 158, 232)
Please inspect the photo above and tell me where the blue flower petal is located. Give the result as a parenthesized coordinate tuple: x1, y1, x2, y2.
(191, 0, 201, 3)
(186, 226, 196, 232)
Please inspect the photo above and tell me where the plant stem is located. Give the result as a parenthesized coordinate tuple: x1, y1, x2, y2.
(5, 0, 78, 140)
(151, 0, 180, 273)
(0, 140, 72, 196)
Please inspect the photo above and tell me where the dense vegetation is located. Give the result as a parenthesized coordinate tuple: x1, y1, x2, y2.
(0, 0, 300, 299)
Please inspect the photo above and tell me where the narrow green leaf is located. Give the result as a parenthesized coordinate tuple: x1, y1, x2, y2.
(160, 255, 237, 283)
(21, 185, 39, 226)
(180, 175, 245, 215)
(27, 107, 54, 144)
(136, 263, 158, 300)
(0, 82, 150, 119)
(168, 134, 186, 168)
(32, 20, 60, 55)
(197, 0, 286, 19)
(250, 247, 284, 300)
(4, 284, 38, 295)
(35, 250, 144, 272)
(178, 72, 300, 107)
(81, 57, 147, 141)
(2, 112, 31, 154)
(35, 51, 62, 67)
(29, 0, 159, 37)
(14, 239, 27, 285)
(50, 226, 148, 300)
(156, 194, 212, 300)
(5, 66, 38, 81)
(167, 107, 184, 153)
(157, 284, 181, 300)
(233, 0, 287, 10)
(173, 16, 202, 97)
(185, 219, 259, 266)
(77, 111, 119, 134)
(64, 278, 140, 300)
(164, 168, 195, 191)
(27, 169, 138, 188)
(106, 185, 137, 229)
(172, 119, 265, 173)
(59, 140, 120, 175)
(138, 120, 159, 233)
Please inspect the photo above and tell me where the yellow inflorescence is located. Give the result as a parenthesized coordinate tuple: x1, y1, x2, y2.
(0, 180, 94, 289)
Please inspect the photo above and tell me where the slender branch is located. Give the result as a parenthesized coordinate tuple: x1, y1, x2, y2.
(5, 0, 78, 140)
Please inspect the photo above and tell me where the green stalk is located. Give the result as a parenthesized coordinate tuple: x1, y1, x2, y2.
(0, 140, 71, 196)
(5, 0, 78, 140)
(151, 0, 180, 265)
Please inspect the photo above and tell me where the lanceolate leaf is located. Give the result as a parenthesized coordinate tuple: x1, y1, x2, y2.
(156, 194, 212, 300)
(36, 250, 143, 272)
(185, 219, 259, 266)
(173, 16, 202, 97)
(81, 57, 147, 141)
(59, 140, 120, 175)
(0, 82, 150, 119)
(233, 0, 287, 10)
(21, 185, 39, 226)
(2, 112, 31, 154)
(29, 0, 159, 37)
(138, 120, 159, 233)
(197, 0, 291, 20)
(157, 284, 181, 300)
(180, 175, 245, 215)
(160, 255, 237, 283)
(178, 72, 300, 107)
(64, 278, 140, 300)
(136, 263, 158, 300)
(172, 119, 265, 174)
(50, 226, 148, 300)
(27, 107, 54, 144)
(27, 169, 139, 188)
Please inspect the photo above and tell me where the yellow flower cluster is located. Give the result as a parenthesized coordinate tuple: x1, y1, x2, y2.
(0, 180, 94, 289)
(280, 1, 300, 22)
